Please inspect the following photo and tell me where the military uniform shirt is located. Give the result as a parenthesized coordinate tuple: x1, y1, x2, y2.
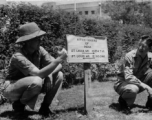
(6, 46, 55, 81)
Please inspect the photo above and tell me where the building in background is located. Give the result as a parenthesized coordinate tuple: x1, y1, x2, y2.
(41, 0, 151, 19)
(0, 0, 6, 7)
(41, 2, 56, 9)
(42, 0, 110, 19)
(57, 1, 110, 19)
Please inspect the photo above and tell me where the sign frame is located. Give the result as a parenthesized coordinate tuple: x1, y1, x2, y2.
(66, 34, 109, 63)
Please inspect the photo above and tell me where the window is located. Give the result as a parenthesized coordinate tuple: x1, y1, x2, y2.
(91, 11, 95, 14)
(79, 11, 82, 15)
(85, 11, 88, 15)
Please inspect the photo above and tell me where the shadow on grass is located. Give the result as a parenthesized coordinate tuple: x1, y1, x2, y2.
(0, 106, 85, 120)
(55, 106, 86, 115)
(109, 102, 131, 115)
(109, 102, 150, 115)
(0, 110, 38, 120)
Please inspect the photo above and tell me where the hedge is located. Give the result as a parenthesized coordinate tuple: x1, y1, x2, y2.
(1, 2, 152, 86)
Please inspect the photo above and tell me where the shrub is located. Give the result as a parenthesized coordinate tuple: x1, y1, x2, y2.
(1, 2, 152, 85)
(114, 24, 152, 60)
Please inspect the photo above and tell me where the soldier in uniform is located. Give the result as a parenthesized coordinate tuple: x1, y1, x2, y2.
(114, 35, 152, 111)
(0, 22, 67, 116)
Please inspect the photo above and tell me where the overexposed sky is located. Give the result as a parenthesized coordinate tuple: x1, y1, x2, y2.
(6, 0, 101, 4)
(4, 0, 152, 5)
(7, 0, 101, 2)
(6, 0, 151, 2)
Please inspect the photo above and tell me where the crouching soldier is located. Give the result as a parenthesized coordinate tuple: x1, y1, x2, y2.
(114, 35, 152, 111)
(0, 22, 67, 116)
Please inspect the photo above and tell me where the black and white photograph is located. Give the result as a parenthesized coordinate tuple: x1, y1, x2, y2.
(1, 0, 152, 120)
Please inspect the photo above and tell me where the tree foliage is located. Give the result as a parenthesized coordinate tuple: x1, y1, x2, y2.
(101, 0, 152, 25)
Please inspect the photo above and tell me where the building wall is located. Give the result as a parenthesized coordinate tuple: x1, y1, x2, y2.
(43, 0, 148, 19)
(56, 1, 111, 19)
(57, 1, 101, 15)
(41, 2, 56, 10)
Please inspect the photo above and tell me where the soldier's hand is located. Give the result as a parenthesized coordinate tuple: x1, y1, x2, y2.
(58, 48, 67, 61)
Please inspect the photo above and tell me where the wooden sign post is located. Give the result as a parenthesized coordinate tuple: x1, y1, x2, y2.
(84, 63, 92, 114)
(66, 34, 108, 114)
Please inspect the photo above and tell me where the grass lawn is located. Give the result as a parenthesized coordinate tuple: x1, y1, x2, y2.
(0, 80, 152, 120)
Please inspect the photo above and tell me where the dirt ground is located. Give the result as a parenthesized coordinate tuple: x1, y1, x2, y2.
(0, 80, 152, 120)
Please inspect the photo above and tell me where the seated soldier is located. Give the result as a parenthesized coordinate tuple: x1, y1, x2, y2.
(114, 35, 152, 111)
(0, 22, 67, 116)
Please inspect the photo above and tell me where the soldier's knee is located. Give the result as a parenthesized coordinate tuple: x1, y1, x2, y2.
(129, 85, 139, 94)
(58, 71, 64, 81)
(122, 86, 139, 99)
(31, 76, 43, 89)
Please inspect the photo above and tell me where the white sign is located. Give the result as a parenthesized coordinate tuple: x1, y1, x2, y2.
(66, 34, 109, 63)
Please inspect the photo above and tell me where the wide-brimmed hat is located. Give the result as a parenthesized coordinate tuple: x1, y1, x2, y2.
(16, 22, 46, 43)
